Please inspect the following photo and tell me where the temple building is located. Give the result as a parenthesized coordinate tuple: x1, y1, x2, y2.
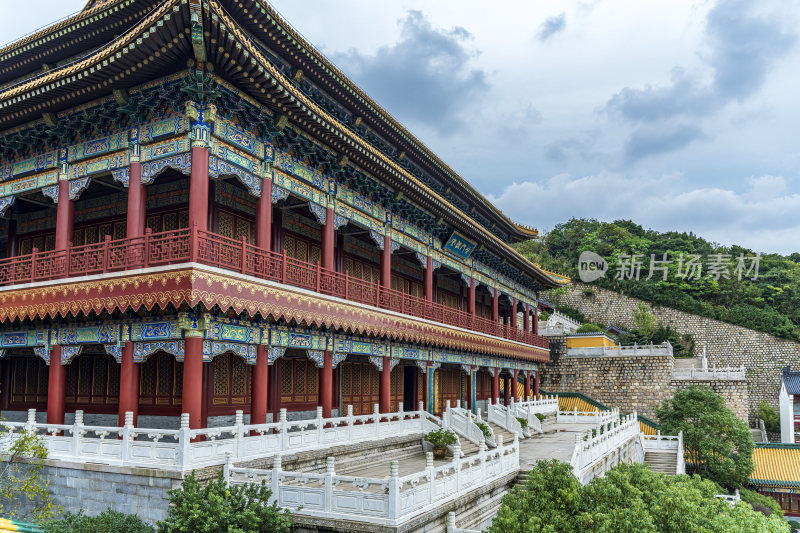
(0, 0, 568, 431)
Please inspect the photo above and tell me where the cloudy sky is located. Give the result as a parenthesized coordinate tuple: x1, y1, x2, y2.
(3, 1, 799, 254)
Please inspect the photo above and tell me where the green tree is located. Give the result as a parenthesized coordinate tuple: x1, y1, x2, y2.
(157, 472, 292, 533)
(631, 302, 657, 339)
(0, 425, 59, 522)
(489, 461, 788, 533)
(656, 385, 754, 488)
(758, 401, 781, 434)
(489, 459, 581, 533)
(576, 323, 604, 333)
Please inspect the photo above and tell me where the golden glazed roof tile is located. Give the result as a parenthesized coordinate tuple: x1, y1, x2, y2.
(751, 445, 800, 488)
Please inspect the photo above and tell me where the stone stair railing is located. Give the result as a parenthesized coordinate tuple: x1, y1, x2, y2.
(446, 512, 481, 533)
(445, 401, 485, 446)
(671, 364, 746, 381)
(0, 403, 440, 471)
(570, 412, 639, 483)
(487, 399, 526, 439)
(642, 431, 685, 475)
(225, 434, 520, 527)
(512, 396, 558, 434)
(557, 407, 618, 425)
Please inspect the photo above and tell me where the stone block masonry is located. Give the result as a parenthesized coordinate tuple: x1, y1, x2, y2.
(14, 459, 184, 524)
(545, 283, 800, 422)
(540, 336, 749, 421)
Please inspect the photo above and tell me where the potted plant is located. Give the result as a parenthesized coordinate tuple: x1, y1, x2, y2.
(424, 429, 457, 459)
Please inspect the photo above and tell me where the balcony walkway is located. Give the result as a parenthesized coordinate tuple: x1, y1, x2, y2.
(0, 227, 548, 351)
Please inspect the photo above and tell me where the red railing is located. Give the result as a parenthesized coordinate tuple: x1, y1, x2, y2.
(0, 227, 549, 350)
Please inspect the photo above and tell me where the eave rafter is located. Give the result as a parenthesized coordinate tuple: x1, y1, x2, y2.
(204, 0, 560, 288)
(224, 0, 536, 241)
(0, 0, 566, 289)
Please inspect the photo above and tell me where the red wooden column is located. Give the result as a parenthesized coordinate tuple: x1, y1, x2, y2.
(6, 219, 17, 257)
(492, 368, 500, 403)
(424, 256, 434, 302)
(319, 351, 333, 418)
(54, 179, 74, 251)
(47, 346, 66, 425)
(126, 161, 145, 238)
(468, 277, 476, 315)
(512, 370, 519, 400)
(379, 356, 391, 414)
(256, 177, 272, 250)
(524, 371, 532, 400)
(381, 235, 392, 288)
(503, 375, 511, 405)
(118, 342, 139, 427)
(533, 305, 539, 336)
(523, 303, 531, 334)
(251, 345, 269, 425)
(510, 297, 518, 330)
(183, 336, 205, 429)
(188, 145, 210, 232)
(321, 207, 335, 271)
(534, 371, 540, 399)
(491, 288, 500, 323)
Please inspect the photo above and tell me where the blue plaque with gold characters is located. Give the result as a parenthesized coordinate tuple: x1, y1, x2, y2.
(443, 232, 477, 260)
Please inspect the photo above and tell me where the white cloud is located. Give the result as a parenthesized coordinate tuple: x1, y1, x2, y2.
(487, 173, 800, 254)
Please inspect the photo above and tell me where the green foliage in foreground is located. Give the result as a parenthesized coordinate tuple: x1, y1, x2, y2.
(45, 509, 155, 533)
(739, 488, 784, 517)
(656, 385, 754, 488)
(0, 426, 59, 522)
(489, 461, 789, 533)
(157, 473, 292, 533)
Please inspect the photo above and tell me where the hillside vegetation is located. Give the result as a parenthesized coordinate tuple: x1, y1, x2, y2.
(516, 218, 800, 341)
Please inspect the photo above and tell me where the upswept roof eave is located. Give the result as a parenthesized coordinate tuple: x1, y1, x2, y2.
(206, 2, 565, 289)
(0, 0, 126, 61)
(0, 1, 567, 291)
(242, 0, 538, 241)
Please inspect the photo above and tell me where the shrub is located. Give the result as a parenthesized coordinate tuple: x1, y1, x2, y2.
(575, 323, 603, 333)
(739, 488, 784, 517)
(45, 509, 155, 533)
(489, 461, 790, 533)
(516, 417, 528, 429)
(424, 429, 457, 449)
(758, 401, 781, 434)
(538, 310, 550, 321)
(475, 421, 491, 438)
(157, 472, 292, 533)
(557, 306, 586, 324)
(535, 413, 545, 422)
(0, 424, 59, 522)
(788, 519, 800, 531)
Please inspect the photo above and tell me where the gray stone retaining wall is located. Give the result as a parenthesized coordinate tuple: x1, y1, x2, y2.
(545, 283, 800, 422)
(540, 336, 749, 421)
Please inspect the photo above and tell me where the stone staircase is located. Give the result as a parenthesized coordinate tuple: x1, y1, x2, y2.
(488, 421, 516, 444)
(458, 437, 481, 456)
(644, 451, 678, 474)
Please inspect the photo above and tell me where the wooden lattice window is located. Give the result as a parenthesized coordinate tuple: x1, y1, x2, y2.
(138, 352, 182, 409)
(437, 290, 461, 311)
(389, 365, 404, 412)
(211, 353, 251, 409)
(218, 210, 254, 244)
(436, 368, 463, 414)
(8, 356, 48, 407)
(340, 361, 379, 416)
(64, 353, 120, 408)
(476, 370, 492, 401)
(146, 210, 189, 234)
(279, 358, 319, 411)
(344, 256, 381, 284)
